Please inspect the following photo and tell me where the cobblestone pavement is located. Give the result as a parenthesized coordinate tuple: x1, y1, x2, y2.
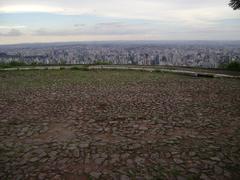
(0, 70, 240, 179)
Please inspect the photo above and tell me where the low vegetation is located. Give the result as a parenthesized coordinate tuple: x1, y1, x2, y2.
(0, 60, 112, 69)
(0, 61, 43, 68)
(0, 61, 26, 68)
(1, 60, 240, 75)
(226, 61, 240, 71)
(219, 61, 240, 71)
(93, 60, 113, 65)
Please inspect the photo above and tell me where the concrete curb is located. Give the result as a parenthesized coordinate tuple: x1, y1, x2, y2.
(1, 65, 240, 79)
(89, 65, 240, 79)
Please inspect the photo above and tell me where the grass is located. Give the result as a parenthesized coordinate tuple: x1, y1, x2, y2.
(0, 69, 185, 91)
(0, 60, 110, 69)
(219, 61, 240, 71)
(0, 61, 36, 69)
(1, 62, 240, 77)
(0, 61, 87, 69)
(93, 60, 113, 65)
(226, 61, 240, 71)
(1, 68, 239, 96)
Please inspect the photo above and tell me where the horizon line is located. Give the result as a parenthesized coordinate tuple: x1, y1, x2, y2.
(1, 39, 240, 46)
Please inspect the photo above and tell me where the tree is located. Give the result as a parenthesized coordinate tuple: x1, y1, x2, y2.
(229, 0, 240, 10)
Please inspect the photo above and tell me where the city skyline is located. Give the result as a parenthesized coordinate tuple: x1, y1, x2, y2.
(0, 0, 240, 44)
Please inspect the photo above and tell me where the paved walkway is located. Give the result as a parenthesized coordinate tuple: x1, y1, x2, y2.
(0, 70, 240, 179)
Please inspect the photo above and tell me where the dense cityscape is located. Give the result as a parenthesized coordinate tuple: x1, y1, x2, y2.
(0, 41, 240, 68)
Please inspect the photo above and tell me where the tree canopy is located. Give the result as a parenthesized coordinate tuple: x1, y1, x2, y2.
(229, 0, 240, 10)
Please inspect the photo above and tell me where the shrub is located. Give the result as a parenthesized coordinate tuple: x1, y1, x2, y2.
(0, 61, 27, 68)
(0, 63, 11, 68)
(70, 66, 80, 70)
(9, 61, 27, 66)
(93, 61, 112, 65)
(70, 66, 89, 71)
(226, 61, 240, 71)
(219, 61, 240, 71)
(30, 62, 43, 66)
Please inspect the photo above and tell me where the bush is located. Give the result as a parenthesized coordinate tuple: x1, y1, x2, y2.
(0, 63, 11, 68)
(9, 61, 27, 66)
(30, 62, 43, 66)
(219, 61, 240, 71)
(70, 66, 89, 71)
(0, 61, 27, 68)
(9, 61, 27, 67)
(226, 61, 240, 71)
(59, 67, 66, 70)
(0, 61, 46, 68)
(93, 61, 112, 65)
(70, 66, 80, 70)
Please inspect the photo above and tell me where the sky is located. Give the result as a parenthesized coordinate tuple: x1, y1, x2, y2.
(0, 0, 239, 44)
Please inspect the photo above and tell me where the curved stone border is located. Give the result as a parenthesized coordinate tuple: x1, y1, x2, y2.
(89, 65, 240, 79)
(1, 65, 240, 79)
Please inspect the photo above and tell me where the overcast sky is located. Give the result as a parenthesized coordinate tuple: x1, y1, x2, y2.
(0, 0, 239, 44)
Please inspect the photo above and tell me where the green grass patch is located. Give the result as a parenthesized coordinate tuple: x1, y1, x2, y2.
(0, 61, 46, 69)
(219, 61, 240, 71)
(0, 69, 184, 92)
(93, 61, 113, 65)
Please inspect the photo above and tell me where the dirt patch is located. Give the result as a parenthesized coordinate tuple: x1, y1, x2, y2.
(35, 123, 75, 142)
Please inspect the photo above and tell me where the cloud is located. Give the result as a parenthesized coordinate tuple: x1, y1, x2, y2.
(0, 25, 26, 29)
(0, 0, 237, 23)
(0, 29, 23, 36)
(74, 24, 86, 27)
(24, 17, 240, 39)
(33, 22, 155, 36)
(0, 0, 239, 43)
(0, 4, 64, 13)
